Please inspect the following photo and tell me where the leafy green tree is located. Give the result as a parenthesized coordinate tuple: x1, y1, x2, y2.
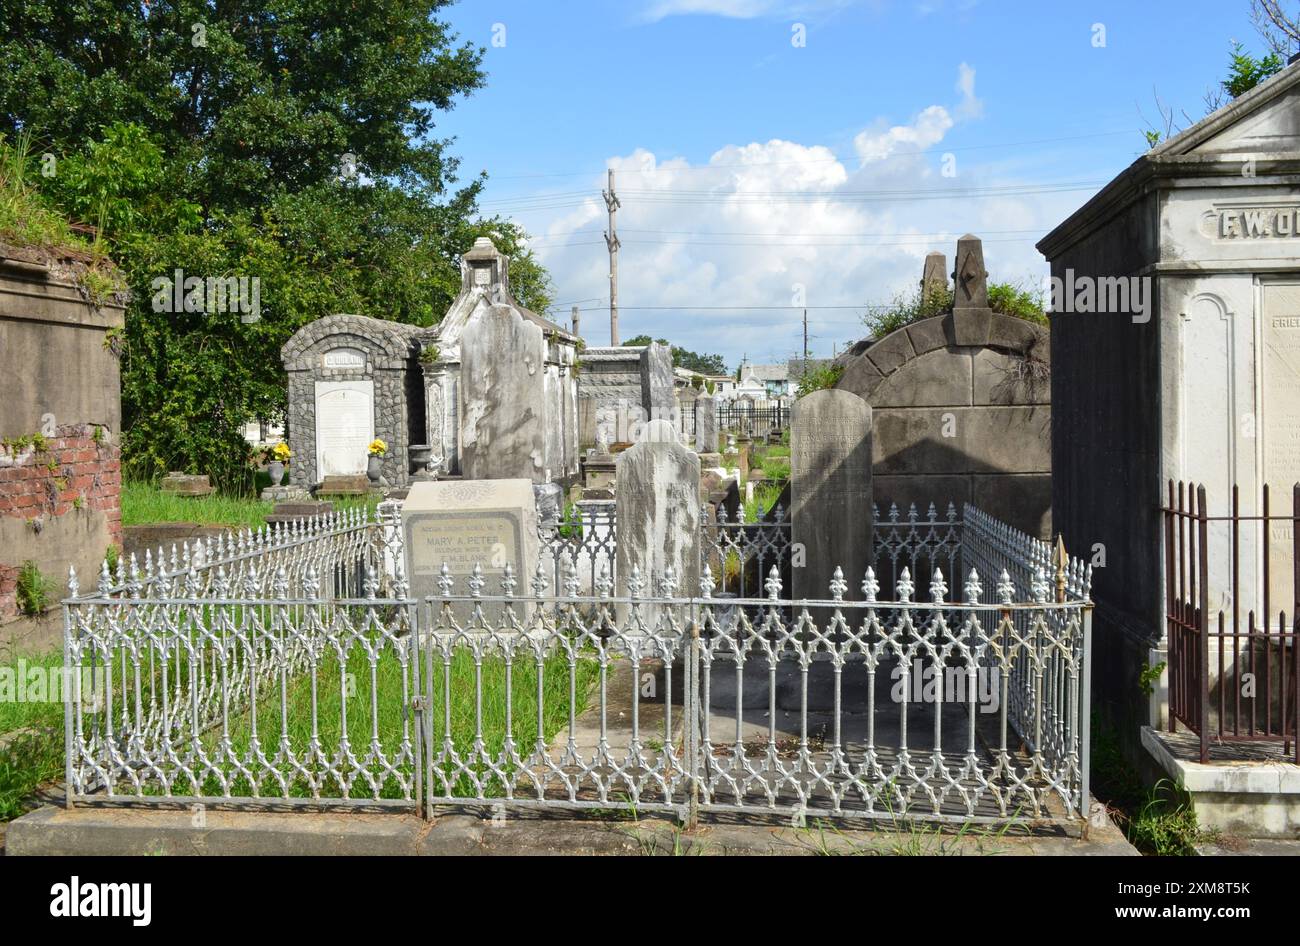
(621, 335, 727, 375)
(0, 1, 553, 489)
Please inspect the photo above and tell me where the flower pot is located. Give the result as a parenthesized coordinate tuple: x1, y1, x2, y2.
(268, 461, 285, 486)
(367, 455, 383, 482)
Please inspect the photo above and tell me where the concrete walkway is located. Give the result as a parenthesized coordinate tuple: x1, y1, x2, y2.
(5, 803, 1137, 856)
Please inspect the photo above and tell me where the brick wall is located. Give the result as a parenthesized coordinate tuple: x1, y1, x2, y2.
(0, 424, 121, 621)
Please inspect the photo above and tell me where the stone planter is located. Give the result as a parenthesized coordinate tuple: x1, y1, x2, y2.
(408, 444, 433, 475)
(268, 461, 285, 486)
(367, 455, 383, 483)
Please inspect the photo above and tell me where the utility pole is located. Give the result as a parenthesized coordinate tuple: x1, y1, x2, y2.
(802, 308, 809, 364)
(571, 305, 581, 340)
(603, 169, 621, 346)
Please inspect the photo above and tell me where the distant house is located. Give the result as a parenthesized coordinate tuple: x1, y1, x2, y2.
(735, 362, 790, 402)
(673, 367, 735, 398)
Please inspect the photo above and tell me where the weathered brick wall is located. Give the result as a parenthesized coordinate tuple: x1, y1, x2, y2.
(0, 426, 121, 621)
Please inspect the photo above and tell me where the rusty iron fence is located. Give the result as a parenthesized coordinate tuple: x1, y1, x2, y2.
(1163, 481, 1300, 763)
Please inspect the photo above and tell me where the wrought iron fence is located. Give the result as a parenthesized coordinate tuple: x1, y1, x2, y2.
(63, 500, 1092, 826)
(1163, 481, 1300, 763)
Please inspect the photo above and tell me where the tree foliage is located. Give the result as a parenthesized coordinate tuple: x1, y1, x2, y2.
(0, 0, 552, 490)
(621, 335, 728, 375)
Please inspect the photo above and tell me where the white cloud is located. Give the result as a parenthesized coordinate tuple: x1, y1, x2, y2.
(518, 65, 1072, 367)
(854, 105, 954, 162)
(641, 0, 856, 21)
(954, 61, 983, 120)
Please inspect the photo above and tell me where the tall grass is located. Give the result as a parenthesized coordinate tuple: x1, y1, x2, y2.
(122, 480, 377, 529)
(0, 650, 66, 821)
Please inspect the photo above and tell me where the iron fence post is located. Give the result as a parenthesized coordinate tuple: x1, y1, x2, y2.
(1197, 484, 1210, 764)
(62, 600, 75, 810)
(686, 604, 701, 831)
(1080, 604, 1093, 818)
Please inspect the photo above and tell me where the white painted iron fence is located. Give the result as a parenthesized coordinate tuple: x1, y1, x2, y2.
(62, 502, 1092, 827)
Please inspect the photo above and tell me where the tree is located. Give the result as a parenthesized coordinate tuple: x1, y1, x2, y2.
(0, 1, 553, 489)
(621, 335, 727, 375)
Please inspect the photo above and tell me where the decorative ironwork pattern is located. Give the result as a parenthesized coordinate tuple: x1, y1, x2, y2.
(61, 501, 1092, 826)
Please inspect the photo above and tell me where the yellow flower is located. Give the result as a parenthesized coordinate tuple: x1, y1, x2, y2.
(368, 438, 388, 457)
(272, 442, 292, 462)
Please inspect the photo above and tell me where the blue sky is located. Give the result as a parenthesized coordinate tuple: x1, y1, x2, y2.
(433, 0, 1269, 368)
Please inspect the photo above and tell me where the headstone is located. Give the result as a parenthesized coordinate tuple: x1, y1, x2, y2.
(791, 389, 873, 601)
(402, 478, 540, 625)
(265, 501, 334, 527)
(583, 453, 617, 490)
(921, 251, 948, 301)
(459, 305, 547, 483)
(616, 427, 701, 622)
(640, 342, 676, 426)
(160, 473, 214, 497)
(315, 380, 375, 478)
(695, 396, 718, 454)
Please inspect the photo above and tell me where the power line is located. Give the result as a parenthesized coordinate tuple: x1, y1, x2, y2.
(479, 129, 1137, 181)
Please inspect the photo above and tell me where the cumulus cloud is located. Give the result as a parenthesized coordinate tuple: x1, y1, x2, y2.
(519, 64, 1071, 366)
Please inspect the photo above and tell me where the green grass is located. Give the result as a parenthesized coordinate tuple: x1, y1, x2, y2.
(0, 650, 67, 821)
(1091, 717, 1211, 855)
(744, 481, 785, 523)
(122, 480, 377, 529)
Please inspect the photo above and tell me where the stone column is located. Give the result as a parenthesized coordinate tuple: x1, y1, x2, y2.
(791, 389, 873, 601)
(694, 396, 718, 454)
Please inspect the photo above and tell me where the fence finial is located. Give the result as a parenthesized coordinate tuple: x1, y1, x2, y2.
(658, 565, 678, 598)
(98, 558, 112, 597)
(765, 564, 782, 601)
(67, 564, 79, 598)
(930, 567, 947, 604)
(862, 566, 879, 603)
(700, 563, 715, 598)
(437, 562, 454, 597)
(829, 566, 847, 602)
(562, 551, 580, 598)
(997, 569, 1014, 605)
(468, 562, 485, 598)
(1053, 535, 1068, 603)
(627, 564, 644, 599)
(532, 558, 549, 598)
(964, 568, 982, 605)
(596, 561, 613, 598)
(501, 562, 517, 598)
(1031, 566, 1049, 604)
(896, 567, 914, 603)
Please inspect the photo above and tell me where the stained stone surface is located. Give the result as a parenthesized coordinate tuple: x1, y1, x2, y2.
(952, 233, 990, 313)
(791, 390, 873, 601)
(695, 396, 718, 454)
(921, 251, 947, 298)
(640, 342, 676, 425)
(615, 434, 701, 616)
(459, 304, 548, 484)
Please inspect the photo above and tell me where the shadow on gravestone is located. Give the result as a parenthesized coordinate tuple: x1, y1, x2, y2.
(615, 423, 701, 625)
(791, 389, 873, 603)
(459, 304, 547, 483)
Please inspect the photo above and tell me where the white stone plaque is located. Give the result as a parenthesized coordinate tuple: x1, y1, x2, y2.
(314, 380, 374, 477)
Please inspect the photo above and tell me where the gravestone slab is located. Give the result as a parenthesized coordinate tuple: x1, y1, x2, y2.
(314, 380, 374, 478)
(160, 473, 214, 497)
(1262, 283, 1300, 611)
(695, 396, 718, 453)
(616, 432, 700, 622)
(921, 251, 947, 300)
(640, 342, 676, 426)
(791, 389, 873, 601)
(402, 479, 540, 625)
(459, 305, 547, 483)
